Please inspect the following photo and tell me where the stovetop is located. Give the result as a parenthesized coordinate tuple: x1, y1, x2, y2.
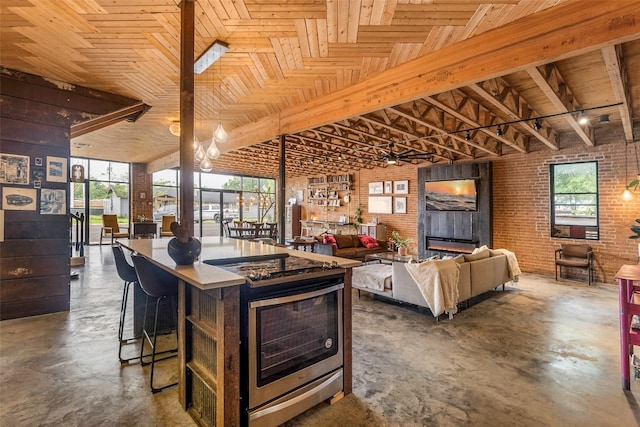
(205, 254, 342, 286)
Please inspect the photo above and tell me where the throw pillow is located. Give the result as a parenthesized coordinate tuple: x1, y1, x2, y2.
(358, 235, 379, 249)
(323, 234, 337, 248)
(463, 250, 490, 262)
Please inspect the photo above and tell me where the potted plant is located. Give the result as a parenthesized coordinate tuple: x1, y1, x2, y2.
(630, 218, 640, 256)
(390, 231, 411, 256)
(352, 203, 363, 231)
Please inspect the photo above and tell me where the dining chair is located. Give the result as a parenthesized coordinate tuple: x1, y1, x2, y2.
(160, 215, 176, 237)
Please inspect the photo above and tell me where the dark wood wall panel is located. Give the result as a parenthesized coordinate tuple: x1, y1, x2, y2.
(1, 296, 70, 321)
(1, 70, 72, 320)
(418, 162, 492, 258)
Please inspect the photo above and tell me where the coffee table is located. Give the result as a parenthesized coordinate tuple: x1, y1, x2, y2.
(365, 252, 418, 264)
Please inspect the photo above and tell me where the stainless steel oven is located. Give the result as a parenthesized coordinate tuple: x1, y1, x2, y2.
(212, 255, 345, 427)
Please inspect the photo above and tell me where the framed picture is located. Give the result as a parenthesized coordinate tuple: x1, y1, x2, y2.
(394, 180, 409, 194)
(394, 197, 407, 214)
(40, 188, 66, 215)
(369, 181, 383, 194)
(31, 167, 45, 183)
(384, 181, 392, 193)
(33, 180, 41, 189)
(34, 157, 43, 167)
(46, 156, 67, 183)
(0, 153, 30, 185)
(368, 196, 393, 214)
(1, 187, 37, 210)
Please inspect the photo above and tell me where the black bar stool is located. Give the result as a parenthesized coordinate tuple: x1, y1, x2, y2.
(131, 254, 179, 393)
(111, 245, 141, 364)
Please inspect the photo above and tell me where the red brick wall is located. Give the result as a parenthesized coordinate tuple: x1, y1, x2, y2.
(287, 136, 638, 284)
(130, 163, 153, 221)
(492, 141, 639, 284)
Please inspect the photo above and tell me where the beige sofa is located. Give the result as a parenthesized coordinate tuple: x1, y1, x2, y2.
(353, 249, 512, 310)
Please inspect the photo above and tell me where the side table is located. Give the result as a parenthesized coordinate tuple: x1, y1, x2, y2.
(616, 264, 640, 390)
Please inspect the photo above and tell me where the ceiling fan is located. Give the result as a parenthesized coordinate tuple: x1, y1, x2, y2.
(378, 142, 435, 165)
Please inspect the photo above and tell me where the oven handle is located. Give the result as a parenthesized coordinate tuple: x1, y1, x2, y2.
(250, 283, 343, 309)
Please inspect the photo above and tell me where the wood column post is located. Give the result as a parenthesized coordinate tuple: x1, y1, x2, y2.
(179, 0, 195, 234)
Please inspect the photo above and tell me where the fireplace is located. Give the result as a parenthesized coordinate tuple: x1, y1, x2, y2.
(425, 236, 478, 255)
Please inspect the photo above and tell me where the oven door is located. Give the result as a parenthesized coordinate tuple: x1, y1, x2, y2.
(248, 283, 343, 409)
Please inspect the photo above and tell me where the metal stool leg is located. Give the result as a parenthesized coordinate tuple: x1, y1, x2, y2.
(140, 294, 178, 393)
(118, 280, 141, 364)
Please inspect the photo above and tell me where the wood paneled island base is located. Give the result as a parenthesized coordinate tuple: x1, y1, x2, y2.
(120, 237, 358, 426)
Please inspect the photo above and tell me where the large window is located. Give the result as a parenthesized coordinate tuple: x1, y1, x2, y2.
(550, 161, 599, 240)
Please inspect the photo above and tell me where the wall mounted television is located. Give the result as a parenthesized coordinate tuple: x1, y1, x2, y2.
(425, 179, 477, 211)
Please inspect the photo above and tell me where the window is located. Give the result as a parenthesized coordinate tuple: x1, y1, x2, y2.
(550, 161, 599, 240)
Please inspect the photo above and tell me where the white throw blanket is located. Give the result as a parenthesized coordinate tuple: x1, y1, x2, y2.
(494, 248, 522, 283)
(404, 259, 460, 319)
(352, 264, 392, 292)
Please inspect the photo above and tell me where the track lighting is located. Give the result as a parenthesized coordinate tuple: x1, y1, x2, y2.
(465, 131, 471, 141)
(496, 125, 503, 136)
(578, 110, 589, 125)
(533, 119, 541, 131)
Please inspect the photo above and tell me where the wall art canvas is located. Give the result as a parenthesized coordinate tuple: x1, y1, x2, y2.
(46, 156, 67, 183)
(0, 153, 30, 185)
(2, 187, 37, 210)
(40, 188, 66, 215)
(425, 179, 477, 211)
(368, 196, 392, 214)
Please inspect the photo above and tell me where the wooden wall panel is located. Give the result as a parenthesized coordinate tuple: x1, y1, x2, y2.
(418, 162, 491, 258)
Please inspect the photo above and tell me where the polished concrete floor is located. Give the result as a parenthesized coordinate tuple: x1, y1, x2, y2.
(1, 245, 639, 426)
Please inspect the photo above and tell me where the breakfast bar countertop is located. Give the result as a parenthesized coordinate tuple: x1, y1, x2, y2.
(120, 236, 361, 291)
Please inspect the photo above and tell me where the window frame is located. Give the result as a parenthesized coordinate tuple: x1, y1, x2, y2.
(550, 160, 599, 240)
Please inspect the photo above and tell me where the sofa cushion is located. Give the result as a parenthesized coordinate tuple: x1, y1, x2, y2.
(358, 235, 379, 248)
(323, 234, 337, 248)
(463, 250, 490, 262)
(453, 254, 466, 263)
(334, 234, 356, 249)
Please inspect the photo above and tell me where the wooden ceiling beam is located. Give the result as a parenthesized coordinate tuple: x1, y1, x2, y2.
(467, 80, 559, 150)
(602, 44, 635, 143)
(527, 64, 595, 146)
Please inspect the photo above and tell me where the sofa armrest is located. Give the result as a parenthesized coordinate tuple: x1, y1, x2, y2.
(314, 243, 336, 256)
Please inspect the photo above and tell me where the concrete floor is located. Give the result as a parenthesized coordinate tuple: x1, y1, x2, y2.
(1, 245, 639, 426)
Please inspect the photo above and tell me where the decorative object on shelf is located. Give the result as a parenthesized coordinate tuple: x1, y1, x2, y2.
(390, 231, 411, 256)
(137, 215, 151, 222)
(167, 219, 201, 265)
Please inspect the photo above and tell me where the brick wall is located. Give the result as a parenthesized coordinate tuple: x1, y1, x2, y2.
(130, 163, 153, 221)
(492, 141, 639, 284)
(287, 133, 639, 284)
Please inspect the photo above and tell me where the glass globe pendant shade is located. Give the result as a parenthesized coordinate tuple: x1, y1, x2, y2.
(214, 121, 227, 143)
(194, 141, 206, 162)
(206, 140, 220, 159)
(621, 189, 634, 201)
(200, 156, 212, 172)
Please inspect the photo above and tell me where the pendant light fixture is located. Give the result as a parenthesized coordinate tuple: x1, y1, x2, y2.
(213, 42, 227, 143)
(206, 139, 220, 159)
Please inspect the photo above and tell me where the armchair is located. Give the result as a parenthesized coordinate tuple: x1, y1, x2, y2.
(101, 214, 130, 245)
(555, 244, 594, 285)
(160, 215, 176, 237)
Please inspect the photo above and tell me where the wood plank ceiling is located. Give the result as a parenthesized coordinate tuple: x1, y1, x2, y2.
(1, 0, 639, 178)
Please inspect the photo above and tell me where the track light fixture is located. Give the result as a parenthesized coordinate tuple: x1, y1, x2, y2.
(578, 110, 589, 125)
(496, 125, 503, 136)
(465, 131, 471, 141)
(533, 119, 542, 131)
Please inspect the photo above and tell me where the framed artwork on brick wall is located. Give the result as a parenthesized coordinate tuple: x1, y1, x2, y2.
(394, 197, 407, 214)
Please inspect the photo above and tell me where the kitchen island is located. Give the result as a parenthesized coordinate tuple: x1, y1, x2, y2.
(120, 236, 359, 427)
